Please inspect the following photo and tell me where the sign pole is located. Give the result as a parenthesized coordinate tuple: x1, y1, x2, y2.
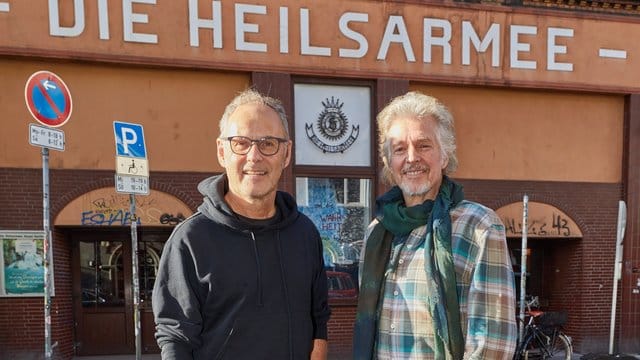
(24, 70, 72, 360)
(518, 194, 529, 342)
(130, 194, 142, 360)
(113, 120, 148, 359)
(609, 200, 626, 354)
(42, 147, 53, 360)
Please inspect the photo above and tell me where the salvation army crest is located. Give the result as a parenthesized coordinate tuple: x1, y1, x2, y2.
(305, 96, 359, 153)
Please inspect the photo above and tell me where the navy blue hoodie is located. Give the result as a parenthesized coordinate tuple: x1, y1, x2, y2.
(152, 174, 330, 359)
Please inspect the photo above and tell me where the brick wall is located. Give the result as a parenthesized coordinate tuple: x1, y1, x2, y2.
(0, 168, 210, 359)
(460, 178, 623, 353)
(327, 301, 357, 359)
(0, 168, 624, 356)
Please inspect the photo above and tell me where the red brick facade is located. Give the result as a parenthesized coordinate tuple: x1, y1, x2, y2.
(0, 167, 624, 357)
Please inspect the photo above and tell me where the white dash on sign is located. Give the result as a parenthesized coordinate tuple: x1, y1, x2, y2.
(599, 49, 627, 59)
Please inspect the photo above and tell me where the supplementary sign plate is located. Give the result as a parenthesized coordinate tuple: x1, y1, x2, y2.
(116, 156, 149, 177)
(115, 174, 150, 195)
(29, 123, 65, 151)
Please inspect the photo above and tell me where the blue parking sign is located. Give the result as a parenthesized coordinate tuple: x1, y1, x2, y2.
(113, 121, 146, 158)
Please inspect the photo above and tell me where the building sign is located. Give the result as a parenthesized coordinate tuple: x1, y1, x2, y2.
(0, 231, 53, 297)
(496, 201, 582, 238)
(295, 84, 371, 166)
(0, 1, 638, 92)
(54, 187, 192, 226)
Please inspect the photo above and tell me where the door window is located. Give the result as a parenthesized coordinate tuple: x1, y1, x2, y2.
(80, 240, 124, 307)
(138, 240, 164, 304)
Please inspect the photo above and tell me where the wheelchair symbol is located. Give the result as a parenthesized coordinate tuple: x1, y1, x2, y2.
(128, 159, 138, 174)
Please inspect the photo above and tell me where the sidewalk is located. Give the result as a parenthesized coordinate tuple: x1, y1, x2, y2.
(581, 354, 640, 360)
(72, 355, 160, 360)
(70, 352, 640, 360)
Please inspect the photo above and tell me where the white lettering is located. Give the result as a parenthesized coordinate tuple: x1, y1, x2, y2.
(279, 7, 288, 54)
(189, 0, 222, 48)
(48, 0, 84, 37)
(339, 12, 369, 58)
(300, 8, 330, 56)
(36, 3, 581, 76)
(462, 21, 500, 67)
(547, 27, 573, 71)
(98, 0, 109, 40)
(123, 0, 157, 44)
(0, 2, 9, 12)
(235, 4, 266, 52)
(378, 15, 415, 62)
(510, 25, 537, 69)
(423, 18, 451, 64)
(121, 128, 138, 156)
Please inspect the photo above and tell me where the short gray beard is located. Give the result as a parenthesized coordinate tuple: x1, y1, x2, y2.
(398, 180, 433, 199)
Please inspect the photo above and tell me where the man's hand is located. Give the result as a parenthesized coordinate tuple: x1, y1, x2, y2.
(310, 339, 328, 360)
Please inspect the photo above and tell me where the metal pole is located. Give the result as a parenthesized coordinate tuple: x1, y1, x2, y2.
(130, 194, 142, 359)
(609, 201, 626, 354)
(42, 147, 53, 360)
(518, 194, 529, 342)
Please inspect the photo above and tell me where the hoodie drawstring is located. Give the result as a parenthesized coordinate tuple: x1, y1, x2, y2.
(250, 231, 263, 306)
(276, 231, 294, 360)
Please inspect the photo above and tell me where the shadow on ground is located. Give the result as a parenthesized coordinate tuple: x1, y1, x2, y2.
(581, 354, 640, 360)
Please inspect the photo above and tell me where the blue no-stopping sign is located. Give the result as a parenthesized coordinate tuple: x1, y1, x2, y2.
(24, 71, 73, 128)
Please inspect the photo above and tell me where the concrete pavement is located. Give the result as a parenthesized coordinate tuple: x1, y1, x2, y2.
(72, 355, 160, 360)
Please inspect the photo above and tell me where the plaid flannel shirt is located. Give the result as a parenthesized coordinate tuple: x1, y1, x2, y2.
(360, 200, 518, 359)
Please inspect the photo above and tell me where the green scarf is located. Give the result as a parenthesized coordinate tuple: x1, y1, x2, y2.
(353, 176, 465, 360)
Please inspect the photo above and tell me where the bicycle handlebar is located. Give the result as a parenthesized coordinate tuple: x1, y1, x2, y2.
(518, 295, 540, 312)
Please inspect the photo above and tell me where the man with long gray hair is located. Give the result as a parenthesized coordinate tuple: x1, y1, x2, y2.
(353, 91, 517, 359)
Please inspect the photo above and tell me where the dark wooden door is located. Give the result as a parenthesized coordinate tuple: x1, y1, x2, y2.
(71, 229, 169, 355)
(73, 232, 131, 355)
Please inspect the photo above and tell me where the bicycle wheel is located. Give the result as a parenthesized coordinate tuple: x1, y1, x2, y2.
(547, 332, 572, 360)
(520, 333, 545, 360)
(520, 331, 572, 360)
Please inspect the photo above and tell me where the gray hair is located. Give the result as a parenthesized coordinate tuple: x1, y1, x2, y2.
(377, 91, 458, 184)
(219, 88, 289, 138)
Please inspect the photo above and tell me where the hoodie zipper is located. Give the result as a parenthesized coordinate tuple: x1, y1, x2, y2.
(250, 231, 264, 306)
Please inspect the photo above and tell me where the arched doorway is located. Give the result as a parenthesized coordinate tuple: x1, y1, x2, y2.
(55, 188, 192, 355)
(496, 201, 583, 309)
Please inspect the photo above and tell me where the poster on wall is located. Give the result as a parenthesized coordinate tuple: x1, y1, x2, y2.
(0, 231, 53, 297)
(297, 177, 371, 299)
(294, 84, 371, 166)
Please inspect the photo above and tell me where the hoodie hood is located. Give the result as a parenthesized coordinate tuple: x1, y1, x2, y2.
(196, 174, 300, 232)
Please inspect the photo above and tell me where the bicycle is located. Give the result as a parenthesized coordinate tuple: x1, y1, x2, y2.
(513, 296, 573, 360)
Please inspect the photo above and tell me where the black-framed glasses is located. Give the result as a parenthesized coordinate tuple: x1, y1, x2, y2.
(222, 136, 289, 156)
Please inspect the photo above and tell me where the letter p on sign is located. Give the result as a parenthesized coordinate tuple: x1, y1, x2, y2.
(121, 127, 138, 155)
(113, 121, 147, 158)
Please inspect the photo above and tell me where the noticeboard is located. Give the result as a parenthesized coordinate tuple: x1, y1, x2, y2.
(0, 231, 54, 297)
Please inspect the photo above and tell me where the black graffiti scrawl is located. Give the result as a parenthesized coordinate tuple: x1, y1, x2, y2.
(305, 96, 359, 153)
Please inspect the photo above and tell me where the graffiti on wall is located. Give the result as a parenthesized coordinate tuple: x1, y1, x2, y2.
(496, 201, 582, 238)
(55, 187, 192, 226)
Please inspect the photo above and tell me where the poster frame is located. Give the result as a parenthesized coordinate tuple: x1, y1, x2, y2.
(0, 230, 54, 297)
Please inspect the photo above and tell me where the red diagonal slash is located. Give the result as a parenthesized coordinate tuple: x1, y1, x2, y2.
(35, 76, 64, 120)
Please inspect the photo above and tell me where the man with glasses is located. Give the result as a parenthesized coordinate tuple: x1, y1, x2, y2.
(153, 89, 331, 359)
